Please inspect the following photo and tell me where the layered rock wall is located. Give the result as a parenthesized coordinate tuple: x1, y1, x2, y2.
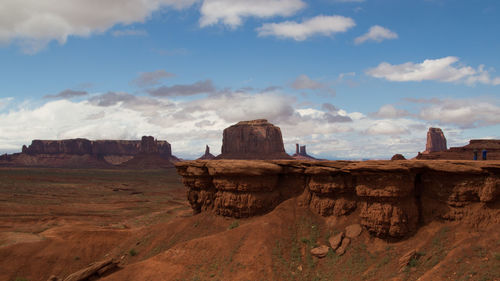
(176, 160, 500, 239)
(216, 119, 291, 160)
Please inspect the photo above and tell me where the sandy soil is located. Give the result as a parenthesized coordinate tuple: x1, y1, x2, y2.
(0, 167, 499, 281)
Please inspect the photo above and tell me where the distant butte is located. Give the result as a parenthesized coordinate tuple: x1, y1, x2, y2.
(292, 143, 316, 160)
(215, 119, 292, 160)
(417, 127, 500, 160)
(197, 145, 215, 160)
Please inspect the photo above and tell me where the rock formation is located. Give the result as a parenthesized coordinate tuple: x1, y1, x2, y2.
(417, 139, 500, 160)
(197, 145, 215, 160)
(391, 154, 406, 160)
(292, 143, 316, 160)
(424, 127, 447, 153)
(215, 119, 292, 160)
(176, 160, 500, 239)
(1, 137, 179, 168)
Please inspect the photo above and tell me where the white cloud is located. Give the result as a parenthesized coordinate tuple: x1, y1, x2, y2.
(417, 98, 500, 128)
(354, 25, 397, 44)
(365, 120, 408, 135)
(367, 56, 500, 85)
(257, 15, 355, 41)
(199, 0, 306, 28)
(0, 0, 196, 54)
(0, 97, 14, 111)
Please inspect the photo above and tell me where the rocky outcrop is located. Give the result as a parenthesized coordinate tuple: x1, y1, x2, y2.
(176, 160, 500, 239)
(292, 144, 316, 160)
(197, 145, 215, 160)
(391, 154, 406, 160)
(424, 128, 447, 153)
(417, 139, 500, 160)
(216, 119, 292, 160)
(2, 137, 178, 167)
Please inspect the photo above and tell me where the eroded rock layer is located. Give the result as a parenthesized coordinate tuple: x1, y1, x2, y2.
(176, 160, 500, 238)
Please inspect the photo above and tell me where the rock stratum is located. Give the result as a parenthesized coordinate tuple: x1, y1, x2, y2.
(176, 159, 500, 239)
(215, 119, 291, 160)
(0, 136, 179, 168)
(417, 139, 500, 160)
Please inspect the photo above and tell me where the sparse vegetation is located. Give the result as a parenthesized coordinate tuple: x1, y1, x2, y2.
(129, 248, 138, 256)
(228, 220, 239, 229)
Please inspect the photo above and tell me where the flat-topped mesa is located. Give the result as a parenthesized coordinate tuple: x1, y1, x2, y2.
(197, 145, 215, 160)
(216, 119, 292, 160)
(140, 136, 158, 154)
(424, 127, 447, 153)
(175, 160, 500, 239)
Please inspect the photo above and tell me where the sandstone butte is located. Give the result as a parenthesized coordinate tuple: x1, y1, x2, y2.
(292, 143, 317, 160)
(0, 136, 179, 168)
(197, 145, 215, 160)
(176, 159, 500, 239)
(417, 127, 500, 160)
(215, 119, 292, 160)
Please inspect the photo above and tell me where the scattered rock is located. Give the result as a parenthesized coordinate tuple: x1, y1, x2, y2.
(345, 224, 363, 238)
(336, 237, 351, 256)
(47, 275, 61, 281)
(216, 119, 292, 160)
(63, 258, 119, 281)
(391, 154, 406, 160)
(398, 249, 418, 272)
(310, 245, 330, 258)
(328, 232, 344, 250)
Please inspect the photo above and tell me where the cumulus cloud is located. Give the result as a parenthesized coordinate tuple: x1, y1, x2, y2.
(372, 104, 409, 118)
(44, 89, 88, 99)
(257, 15, 355, 41)
(365, 121, 408, 135)
(131, 70, 176, 87)
(147, 80, 216, 97)
(417, 98, 500, 128)
(354, 25, 398, 44)
(366, 56, 500, 85)
(112, 29, 148, 37)
(0, 0, 197, 53)
(199, 0, 306, 28)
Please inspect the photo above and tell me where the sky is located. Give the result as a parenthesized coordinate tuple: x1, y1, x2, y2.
(0, 0, 499, 160)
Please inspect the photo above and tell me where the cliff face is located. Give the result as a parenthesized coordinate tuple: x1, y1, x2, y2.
(176, 160, 500, 239)
(424, 128, 447, 153)
(4, 137, 177, 168)
(216, 119, 291, 160)
(417, 139, 500, 160)
(21, 138, 172, 158)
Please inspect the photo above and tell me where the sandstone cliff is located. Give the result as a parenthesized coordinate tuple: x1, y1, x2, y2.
(3, 137, 178, 167)
(417, 139, 500, 160)
(424, 128, 447, 153)
(216, 119, 292, 160)
(176, 160, 500, 239)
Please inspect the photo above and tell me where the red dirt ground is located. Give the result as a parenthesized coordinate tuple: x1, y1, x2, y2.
(1, 167, 499, 281)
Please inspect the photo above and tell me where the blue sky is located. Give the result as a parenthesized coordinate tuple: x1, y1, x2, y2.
(0, 0, 499, 159)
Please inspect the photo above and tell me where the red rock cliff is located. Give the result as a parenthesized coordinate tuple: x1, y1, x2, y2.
(176, 160, 500, 239)
(424, 127, 447, 153)
(216, 119, 291, 160)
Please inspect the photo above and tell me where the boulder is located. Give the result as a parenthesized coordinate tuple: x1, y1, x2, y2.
(424, 128, 447, 153)
(328, 232, 344, 250)
(63, 258, 119, 281)
(216, 119, 292, 160)
(345, 224, 363, 238)
(198, 145, 215, 160)
(310, 245, 330, 258)
(335, 237, 351, 256)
